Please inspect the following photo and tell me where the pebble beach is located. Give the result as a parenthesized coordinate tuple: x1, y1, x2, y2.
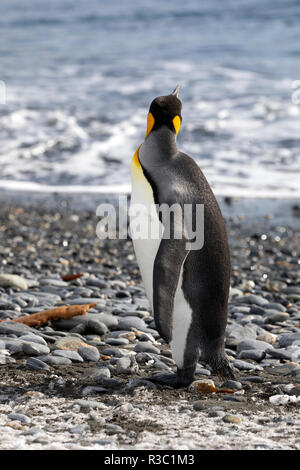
(0, 198, 299, 450)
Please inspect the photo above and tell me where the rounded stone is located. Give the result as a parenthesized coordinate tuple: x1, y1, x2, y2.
(223, 414, 242, 424)
(20, 334, 47, 346)
(117, 316, 147, 331)
(37, 355, 72, 365)
(0, 321, 33, 336)
(239, 349, 266, 362)
(193, 401, 206, 411)
(22, 342, 50, 356)
(54, 336, 91, 351)
(134, 342, 160, 354)
(105, 338, 130, 346)
(26, 357, 50, 371)
(236, 339, 272, 354)
(233, 359, 262, 371)
(52, 349, 84, 363)
(0, 274, 28, 290)
(220, 380, 243, 390)
(78, 346, 100, 362)
(7, 413, 31, 424)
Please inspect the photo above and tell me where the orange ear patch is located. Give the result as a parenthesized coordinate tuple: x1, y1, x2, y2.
(145, 112, 155, 138)
(172, 115, 181, 134)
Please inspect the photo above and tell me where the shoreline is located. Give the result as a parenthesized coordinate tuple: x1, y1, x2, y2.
(0, 188, 299, 229)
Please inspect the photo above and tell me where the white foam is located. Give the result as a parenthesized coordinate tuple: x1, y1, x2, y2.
(0, 179, 130, 194)
(1, 61, 300, 200)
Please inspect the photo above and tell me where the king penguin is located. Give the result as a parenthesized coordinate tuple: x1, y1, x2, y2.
(129, 87, 234, 387)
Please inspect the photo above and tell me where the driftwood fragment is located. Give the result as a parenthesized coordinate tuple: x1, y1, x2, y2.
(0, 303, 97, 327)
(61, 273, 83, 282)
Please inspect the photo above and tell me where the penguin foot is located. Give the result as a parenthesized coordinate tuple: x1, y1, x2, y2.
(148, 371, 195, 388)
(148, 372, 181, 388)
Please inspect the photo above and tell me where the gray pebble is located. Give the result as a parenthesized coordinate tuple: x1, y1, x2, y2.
(69, 424, 87, 434)
(233, 359, 263, 371)
(19, 333, 47, 346)
(235, 294, 269, 306)
(52, 313, 113, 332)
(0, 354, 16, 365)
(249, 306, 266, 316)
(106, 330, 134, 339)
(225, 323, 258, 347)
(0, 321, 33, 336)
(220, 380, 243, 390)
(265, 348, 292, 361)
(52, 350, 84, 363)
(231, 306, 251, 314)
(282, 286, 300, 295)
(208, 409, 225, 417)
(135, 352, 153, 364)
(193, 401, 206, 411)
(106, 424, 124, 434)
(70, 323, 86, 334)
(87, 319, 108, 335)
(86, 278, 109, 288)
(37, 355, 72, 365)
(64, 297, 104, 306)
(22, 342, 50, 356)
(2, 338, 24, 354)
(26, 357, 50, 371)
(21, 427, 42, 436)
(78, 346, 100, 362)
(134, 341, 160, 354)
(110, 280, 127, 289)
(236, 339, 272, 354)
(118, 316, 147, 331)
(264, 303, 286, 312)
(101, 347, 124, 358)
(195, 365, 211, 376)
(105, 337, 130, 346)
(73, 399, 103, 411)
(152, 358, 171, 371)
(93, 439, 111, 446)
(239, 349, 266, 361)
(7, 413, 31, 424)
(155, 355, 175, 366)
(263, 311, 289, 324)
(0, 300, 20, 311)
(278, 332, 300, 348)
(115, 355, 138, 374)
(40, 278, 68, 287)
(265, 364, 299, 376)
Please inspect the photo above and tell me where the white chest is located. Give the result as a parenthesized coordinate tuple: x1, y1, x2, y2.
(129, 149, 163, 306)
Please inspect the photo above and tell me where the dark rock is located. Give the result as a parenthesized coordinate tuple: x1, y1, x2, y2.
(26, 357, 50, 371)
(78, 346, 100, 362)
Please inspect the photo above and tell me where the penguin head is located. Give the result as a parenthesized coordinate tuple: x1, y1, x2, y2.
(145, 86, 182, 138)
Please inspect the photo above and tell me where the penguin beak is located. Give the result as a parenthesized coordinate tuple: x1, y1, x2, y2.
(171, 85, 181, 98)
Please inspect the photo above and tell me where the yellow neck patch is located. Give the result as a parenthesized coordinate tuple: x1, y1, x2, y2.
(172, 115, 181, 134)
(145, 112, 155, 138)
(132, 144, 142, 168)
